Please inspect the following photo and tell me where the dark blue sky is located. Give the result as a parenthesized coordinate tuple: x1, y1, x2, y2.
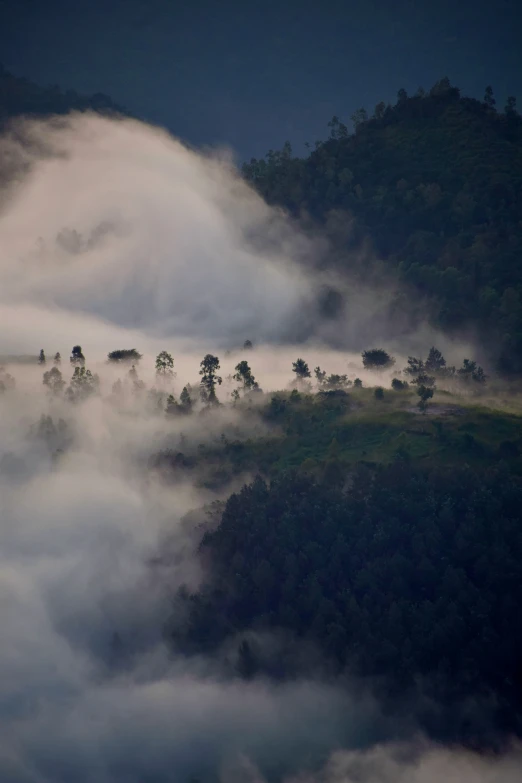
(1, 0, 521, 160)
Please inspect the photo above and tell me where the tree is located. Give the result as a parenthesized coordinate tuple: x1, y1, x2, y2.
(180, 386, 193, 413)
(351, 108, 368, 129)
(233, 360, 259, 392)
(397, 88, 408, 104)
(425, 347, 446, 374)
(314, 366, 327, 386)
(165, 394, 179, 416)
(374, 386, 384, 400)
(292, 358, 311, 380)
(324, 374, 350, 390)
(43, 366, 65, 395)
(107, 349, 142, 363)
(391, 378, 408, 391)
(128, 364, 146, 393)
(53, 352, 61, 365)
(412, 372, 436, 388)
(458, 359, 487, 384)
(38, 349, 46, 365)
(353, 378, 363, 388)
(66, 366, 99, 402)
(417, 384, 434, 412)
(327, 115, 348, 140)
(484, 85, 496, 108)
(505, 96, 518, 116)
(430, 77, 452, 96)
(362, 349, 395, 370)
(243, 339, 254, 350)
(374, 101, 386, 120)
(70, 345, 85, 366)
(404, 356, 425, 377)
(200, 354, 222, 404)
(155, 350, 175, 379)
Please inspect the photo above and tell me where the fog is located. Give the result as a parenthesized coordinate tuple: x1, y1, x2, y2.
(0, 112, 496, 781)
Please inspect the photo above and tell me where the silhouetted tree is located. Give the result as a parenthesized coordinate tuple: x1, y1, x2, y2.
(314, 366, 327, 386)
(233, 360, 259, 393)
(425, 347, 446, 374)
(484, 85, 496, 108)
(180, 386, 193, 413)
(38, 349, 46, 366)
(292, 358, 311, 380)
(458, 359, 487, 384)
(362, 349, 395, 370)
(165, 394, 179, 415)
(155, 350, 175, 379)
(70, 345, 85, 366)
(53, 352, 61, 365)
(66, 366, 99, 402)
(417, 384, 434, 412)
(108, 348, 142, 363)
(200, 354, 222, 404)
(404, 356, 425, 377)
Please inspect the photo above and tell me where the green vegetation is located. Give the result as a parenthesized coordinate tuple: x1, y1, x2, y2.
(173, 461, 522, 743)
(242, 79, 522, 373)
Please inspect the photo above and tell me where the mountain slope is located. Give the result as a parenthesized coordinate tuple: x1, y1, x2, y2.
(243, 80, 522, 373)
(0, 64, 125, 123)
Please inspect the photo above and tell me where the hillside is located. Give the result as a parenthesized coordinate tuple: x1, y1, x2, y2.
(242, 79, 522, 374)
(0, 64, 125, 124)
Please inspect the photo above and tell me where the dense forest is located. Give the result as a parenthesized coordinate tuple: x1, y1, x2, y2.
(242, 79, 522, 375)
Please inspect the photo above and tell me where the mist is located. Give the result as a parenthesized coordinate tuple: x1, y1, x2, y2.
(0, 111, 502, 782)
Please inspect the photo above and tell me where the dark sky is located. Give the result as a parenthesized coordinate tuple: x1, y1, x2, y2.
(1, 0, 521, 161)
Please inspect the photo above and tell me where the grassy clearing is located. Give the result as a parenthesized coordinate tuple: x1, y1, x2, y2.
(195, 387, 522, 488)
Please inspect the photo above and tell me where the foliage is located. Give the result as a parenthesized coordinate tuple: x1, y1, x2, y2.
(417, 384, 434, 412)
(199, 354, 222, 404)
(173, 462, 522, 742)
(38, 349, 46, 365)
(70, 345, 85, 366)
(292, 358, 311, 379)
(180, 386, 193, 413)
(0, 66, 124, 127)
(66, 366, 99, 402)
(242, 81, 522, 374)
(43, 366, 65, 396)
(233, 360, 260, 393)
(108, 348, 142, 363)
(458, 358, 487, 384)
(391, 378, 408, 391)
(155, 350, 175, 378)
(362, 349, 395, 370)
(374, 386, 384, 399)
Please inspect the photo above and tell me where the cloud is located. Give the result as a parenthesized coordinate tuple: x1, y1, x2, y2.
(0, 112, 496, 782)
(0, 113, 313, 353)
(289, 741, 522, 783)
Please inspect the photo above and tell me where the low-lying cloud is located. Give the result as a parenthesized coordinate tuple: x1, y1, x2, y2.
(0, 111, 495, 782)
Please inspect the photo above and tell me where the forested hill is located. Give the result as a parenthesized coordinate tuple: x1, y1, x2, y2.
(242, 80, 522, 375)
(0, 65, 125, 124)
